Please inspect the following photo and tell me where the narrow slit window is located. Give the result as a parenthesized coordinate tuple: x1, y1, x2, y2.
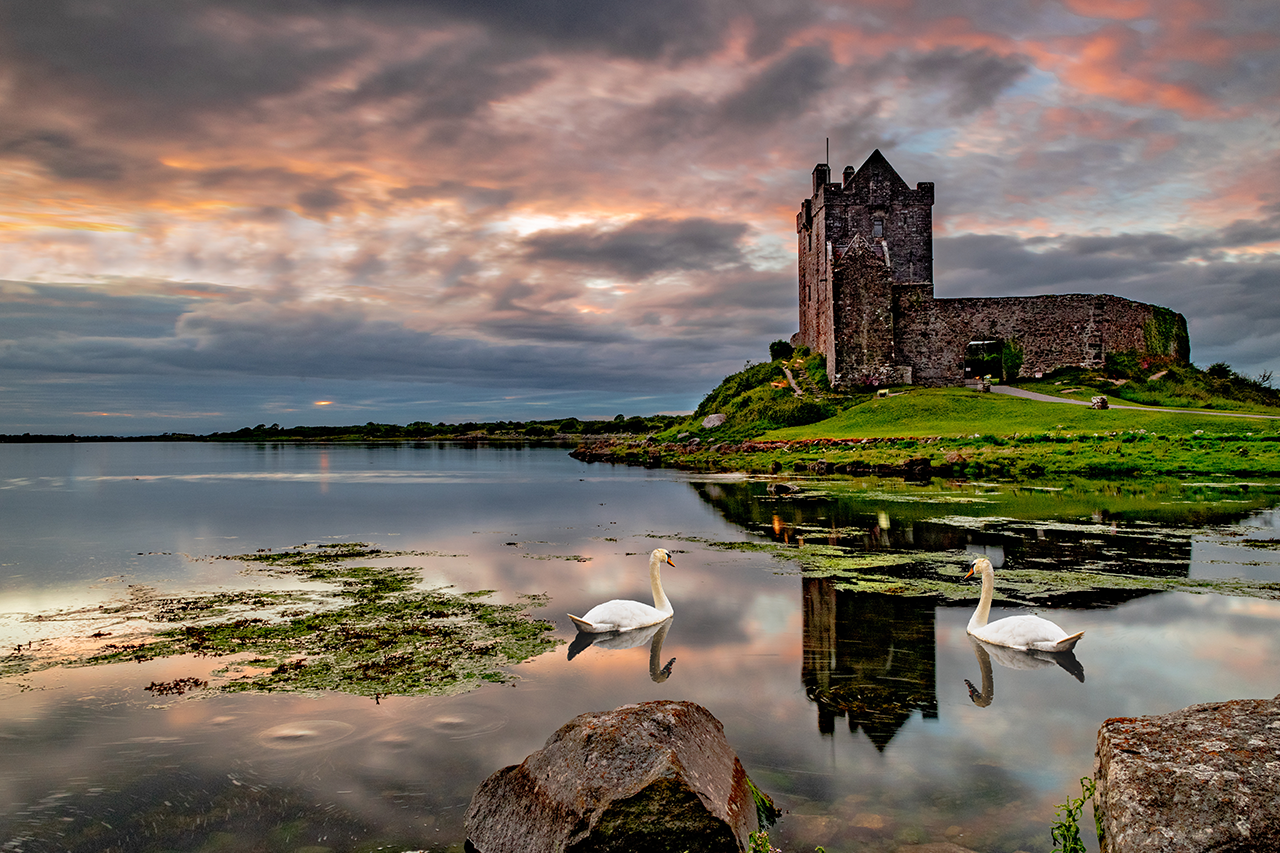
(872, 218, 884, 237)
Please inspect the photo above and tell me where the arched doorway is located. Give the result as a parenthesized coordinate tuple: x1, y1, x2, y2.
(963, 338, 1004, 382)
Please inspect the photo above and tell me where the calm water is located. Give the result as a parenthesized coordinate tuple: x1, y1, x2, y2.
(2, 442, 1279, 853)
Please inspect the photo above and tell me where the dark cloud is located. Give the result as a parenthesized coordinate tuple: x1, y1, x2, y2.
(720, 43, 836, 127)
(900, 48, 1029, 116)
(344, 35, 550, 124)
(0, 130, 128, 181)
(0, 1, 363, 111)
(389, 181, 515, 210)
(296, 187, 347, 216)
(523, 218, 751, 279)
(0, 282, 767, 402)
(363, 0, 738, 62)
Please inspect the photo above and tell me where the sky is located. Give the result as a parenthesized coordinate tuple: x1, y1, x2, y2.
(1, 0, 1277, 435)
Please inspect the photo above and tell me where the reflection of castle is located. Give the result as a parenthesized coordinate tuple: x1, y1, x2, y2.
(690, 480, 1196, 597)
(802, 579, 937, 749)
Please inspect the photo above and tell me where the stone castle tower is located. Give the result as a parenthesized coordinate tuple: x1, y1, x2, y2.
(795, 150, 1189, 387)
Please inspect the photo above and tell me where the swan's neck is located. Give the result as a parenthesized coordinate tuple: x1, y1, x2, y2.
(649, 554, 673, 614)
(968, 563, 993, 631)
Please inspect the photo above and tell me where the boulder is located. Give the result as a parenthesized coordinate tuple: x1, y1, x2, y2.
(702, 413, 727, 429)
(464, 700, 766, 853)
(1094, 695, 1280, 853)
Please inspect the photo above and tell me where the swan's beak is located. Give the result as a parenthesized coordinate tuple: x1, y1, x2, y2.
(964, 567, 975, 579)
(666, 556, 675, 567)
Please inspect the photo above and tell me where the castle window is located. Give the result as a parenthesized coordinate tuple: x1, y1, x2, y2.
(872, 218, 884, 237)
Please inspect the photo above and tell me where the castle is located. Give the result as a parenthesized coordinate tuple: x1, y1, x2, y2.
(795, 150, 1190, 387)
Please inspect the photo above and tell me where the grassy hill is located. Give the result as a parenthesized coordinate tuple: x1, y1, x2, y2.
(665, 346, 1280, 443)
(596, 346, 1280, 478)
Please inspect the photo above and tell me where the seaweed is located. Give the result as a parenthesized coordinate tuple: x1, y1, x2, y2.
(4, 543, 561, 699)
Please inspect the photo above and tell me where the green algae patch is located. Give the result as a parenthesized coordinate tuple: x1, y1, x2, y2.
(686, 535, 1280, 605)
(3, 543, 561, 698)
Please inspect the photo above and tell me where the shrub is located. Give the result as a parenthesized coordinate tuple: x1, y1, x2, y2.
(769, 339, 794, 361)
(1001, 338, 1024, 382)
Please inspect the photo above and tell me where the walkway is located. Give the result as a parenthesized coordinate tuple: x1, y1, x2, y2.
(991, 384, 1280, 420)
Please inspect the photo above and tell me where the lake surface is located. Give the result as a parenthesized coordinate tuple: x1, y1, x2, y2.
(2, 442, 1279, 853)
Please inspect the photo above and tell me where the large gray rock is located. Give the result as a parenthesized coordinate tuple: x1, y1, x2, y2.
(464, 700, 764, 853)
(1094, 695, 1280, 853)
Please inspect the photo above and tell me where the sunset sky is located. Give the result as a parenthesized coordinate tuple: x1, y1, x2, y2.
(1, 0, 1277, 434)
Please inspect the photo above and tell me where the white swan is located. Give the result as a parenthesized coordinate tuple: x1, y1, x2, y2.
(965, 556, 1083, 652)
(568, 548, 674, 633)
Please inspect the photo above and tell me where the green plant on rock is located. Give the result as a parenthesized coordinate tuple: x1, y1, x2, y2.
(1050, 776, 1098, 853)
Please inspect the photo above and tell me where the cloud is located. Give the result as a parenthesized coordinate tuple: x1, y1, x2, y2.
(899, 48, 1029, 116)
(0, 130, 128, 182)
(381, 0, 748, 62)
(0, 1, 364, 113)
(720, 43, 837, 127)
(0, 0, 1277, 433)
(522, 218, 751, 279)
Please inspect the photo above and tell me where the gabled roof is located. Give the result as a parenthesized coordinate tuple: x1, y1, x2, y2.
(852, 149, 910, 191)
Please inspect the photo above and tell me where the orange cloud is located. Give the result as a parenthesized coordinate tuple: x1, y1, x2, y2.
(1024, 24, 1223, 117)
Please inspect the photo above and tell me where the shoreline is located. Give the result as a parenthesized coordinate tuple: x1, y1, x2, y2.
(570, 431, 1280, 480)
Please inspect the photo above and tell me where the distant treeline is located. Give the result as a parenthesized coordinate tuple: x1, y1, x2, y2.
(1, 414, 685, 443)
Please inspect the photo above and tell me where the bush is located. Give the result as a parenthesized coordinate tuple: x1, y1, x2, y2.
(769, 340, 794, 361)
(1001, 339, 1024, 382)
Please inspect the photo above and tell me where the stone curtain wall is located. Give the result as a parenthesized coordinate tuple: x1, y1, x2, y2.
(895, 292, 1189, 386)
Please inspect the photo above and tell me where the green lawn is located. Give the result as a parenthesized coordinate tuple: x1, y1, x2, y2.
(766, 387, 1280, 441)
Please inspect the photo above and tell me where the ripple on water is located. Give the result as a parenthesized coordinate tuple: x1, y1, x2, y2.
(257, 720, 355, 750)
(425, 702, 509, 740)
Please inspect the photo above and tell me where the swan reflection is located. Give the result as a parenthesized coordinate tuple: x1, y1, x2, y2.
(965, 635, 1085, 708)
(567, 617, 676, 683)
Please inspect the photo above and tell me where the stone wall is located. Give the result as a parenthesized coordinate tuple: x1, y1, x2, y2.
(895, 292, 1190, 387)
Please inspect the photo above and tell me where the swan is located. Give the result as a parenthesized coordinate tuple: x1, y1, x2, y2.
(965, 556, 1083, 652)
(566, 619, 676, 683)
(568, 548, 674, 633)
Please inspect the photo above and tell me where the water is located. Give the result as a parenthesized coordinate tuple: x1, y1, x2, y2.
(2, 442, 1279, 852)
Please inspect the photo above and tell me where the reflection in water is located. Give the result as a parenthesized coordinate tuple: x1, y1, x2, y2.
(801, 579, 937, 750)
(567, 618, 677, 683)
(964, 637, 1085, 708)
(692, 479, 1224, 593)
